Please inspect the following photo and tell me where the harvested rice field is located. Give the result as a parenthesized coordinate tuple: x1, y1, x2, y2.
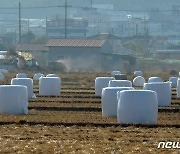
(0, 72, 179, 153)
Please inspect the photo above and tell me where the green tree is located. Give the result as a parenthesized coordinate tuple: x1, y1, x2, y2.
(31, 35, 47, 44)
(21, 31, 35, 43)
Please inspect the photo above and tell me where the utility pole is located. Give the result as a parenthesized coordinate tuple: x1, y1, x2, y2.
(46, 17, 47, 38)
(19, 2, 21, 44)
(28, 18, 29, 32)
(90, 0, 93, 9)
(65, 0, 67, 38)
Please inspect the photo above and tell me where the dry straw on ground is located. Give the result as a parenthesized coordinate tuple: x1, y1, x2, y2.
(0, 72, 179, 153)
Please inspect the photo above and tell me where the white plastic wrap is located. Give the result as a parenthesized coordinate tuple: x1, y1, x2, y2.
(134, 71, 142, 76)
(39, 77, 61, 96)
(0, 69, 8, 74)
(46, 74, 58, 77)
(169, 77, 178, 88)
(108, 80, 132, 87)
(148, 77, 163, 83)
(0, 85, 28, 114)
(177, 79, 180, 98)
(102, 87, 134, 117)
(133, 76, 145, 87)
(144, 82, 171, 106)
(95, 77, 115, 96)
(11, 78, 36, 99)
(117, 90, 158, 124)
(0, 73, 4, 80)
(16, 73, 27, 78)
(112, 71, 121, 75)
(33, 73, 45, 80)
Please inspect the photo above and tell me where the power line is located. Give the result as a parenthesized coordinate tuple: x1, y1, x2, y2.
(0, 5, 180, 12)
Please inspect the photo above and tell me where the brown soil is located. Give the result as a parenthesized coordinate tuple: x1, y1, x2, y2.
(0, 72, 179, 153)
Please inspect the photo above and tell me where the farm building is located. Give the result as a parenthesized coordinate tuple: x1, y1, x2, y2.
(46, 39, 110, 71)
(16, 44, 49, 68)
(46, 39, 124, 71)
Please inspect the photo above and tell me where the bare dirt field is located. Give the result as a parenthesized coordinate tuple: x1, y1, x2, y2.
(0, 72, 179, 153)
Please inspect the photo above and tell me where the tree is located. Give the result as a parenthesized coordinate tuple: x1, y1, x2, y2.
(21, 31, 35, 43)
(31, 35, 47, 44)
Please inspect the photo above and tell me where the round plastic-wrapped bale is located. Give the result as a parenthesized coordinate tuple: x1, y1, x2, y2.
(39, 77, 61, 96)
(177, 79, 180, 98)
(102, 87, 134, 117)
(117, 90, 158, 124)
(0, 73, 4, 80)
(0, 85, 28, 114)
(33, 73, 44, 80)
(46, 74, 58, 77)
(16, 73, 27, 78)
(134, 71, 142, 76)
(108, 80, 132, 87)
(169, 77, 178, 88)
(0, 69, 8, 74)
(95, 77, 115, 96)
(11, 78, 36, 99)
(148, 77, 163, 83)
(112, 71, 121, 76)
(144, 82, 171, 106)
(133, 76, 145, 87)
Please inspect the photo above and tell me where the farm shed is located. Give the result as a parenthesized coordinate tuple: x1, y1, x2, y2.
(46, 39, 114, 71)
(101, 52, 136, 72)
(16, 44, 49, 68)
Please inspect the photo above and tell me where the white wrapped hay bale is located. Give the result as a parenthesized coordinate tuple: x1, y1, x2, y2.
(33, 73, 44, 80)
(148, 77, 163, 83)
(0, 73, 4, 80)
(112, 71, 121, 75)
(39, 77, 61, 96)
(169, 77, 178, 88)
(46, 74, 58, 77)
(108, 80, 132, 87)
(16, 73, 27, 78)
(0, 69, 8, 74)
(95, 77, 115, 96)
(134, 71, 142, 76)
(133, 76, 145, 87)
(117, 90, 158, 124)
(102, 87, 134, 117)
(11, 78, 36, 99)
(177, 79, 180, 98)
(144, 82, 171, 106)
(0, 85, 28, 114)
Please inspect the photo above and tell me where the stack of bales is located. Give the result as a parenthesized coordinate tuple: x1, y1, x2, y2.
(99, 73, 173, 124)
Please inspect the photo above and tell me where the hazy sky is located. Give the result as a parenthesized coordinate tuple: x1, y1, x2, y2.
(0, 0, 180, 18)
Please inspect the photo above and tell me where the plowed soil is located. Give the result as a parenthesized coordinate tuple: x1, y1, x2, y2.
(0, 72, 179, 153)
